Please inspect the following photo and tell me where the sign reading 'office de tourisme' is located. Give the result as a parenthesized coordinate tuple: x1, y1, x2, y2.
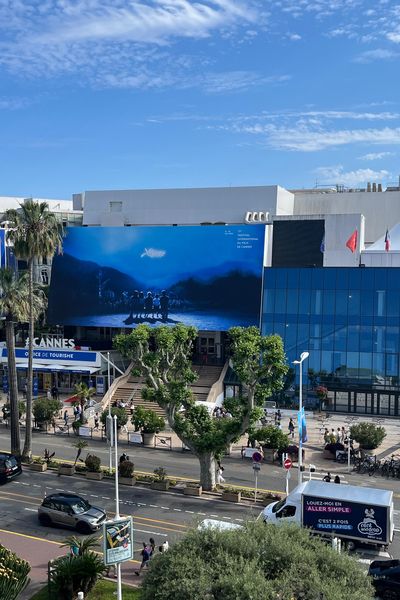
(0, 347, 100, 367)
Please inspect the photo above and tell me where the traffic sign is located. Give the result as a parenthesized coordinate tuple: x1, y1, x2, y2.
(284, 458, 292, 470)
(252, 451, 263, 463)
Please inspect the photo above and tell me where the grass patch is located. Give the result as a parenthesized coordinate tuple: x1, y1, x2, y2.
(29, 579, 141, 599)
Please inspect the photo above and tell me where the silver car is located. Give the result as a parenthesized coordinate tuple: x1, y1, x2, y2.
(38, 493, 107, 534)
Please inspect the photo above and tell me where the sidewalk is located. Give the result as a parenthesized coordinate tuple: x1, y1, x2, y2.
(0, 528, 140, 600)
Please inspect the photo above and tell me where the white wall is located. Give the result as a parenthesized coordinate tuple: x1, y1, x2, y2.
(0, 196, 72, 216)
(81, 186, 289, 226)
(323, 214, 365, 267)
(294, 190, 400, 245)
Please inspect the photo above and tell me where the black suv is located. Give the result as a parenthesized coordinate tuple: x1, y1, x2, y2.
(0, 452, 22, 483)
(38, 493, 107, 533)
(368, 559, 400, 600)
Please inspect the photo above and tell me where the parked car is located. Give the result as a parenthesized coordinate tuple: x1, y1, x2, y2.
(198, 519, 243, 532)
(0, 452, 22, 483)
(368, 559, 400, 599)
(38, 492, 107, 533)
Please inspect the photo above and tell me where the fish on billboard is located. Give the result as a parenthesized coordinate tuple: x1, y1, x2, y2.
(48, 225, 265, 331)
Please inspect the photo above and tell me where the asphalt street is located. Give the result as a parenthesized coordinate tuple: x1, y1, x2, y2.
(4, 427, 400, 497)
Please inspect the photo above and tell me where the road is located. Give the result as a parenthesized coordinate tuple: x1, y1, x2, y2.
(3, 427, 400, 497)
(0, 468, 256, 598)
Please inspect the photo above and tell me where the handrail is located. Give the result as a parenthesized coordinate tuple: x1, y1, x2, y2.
(206, 360, 229, 404)
(99, 361, 134, 413)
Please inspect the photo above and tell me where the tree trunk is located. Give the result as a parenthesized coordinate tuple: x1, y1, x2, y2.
(22, 259, 34, 461)
(198, 452, 216, 491)
(5, 319, 20, 456)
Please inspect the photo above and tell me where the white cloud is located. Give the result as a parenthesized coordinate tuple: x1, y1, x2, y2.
(358, 151, 394, 161)
(140, 248, 166, 259)
(387, 32, 400, 43)
(354, 48, 398, 63)
(315, 165, 390, 187)
(288, 33, 301, 41)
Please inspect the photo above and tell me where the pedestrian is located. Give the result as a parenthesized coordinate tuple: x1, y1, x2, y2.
(323, 428, 330, 444)
(135, 542, 151, 576)
(216, 464, 225, 485)
(288, 418, 295, 439)
(94, 412, 99, 431)
(323, 472, 331, 482)
(159, 540, 169, 553)
(120, 452, 129, 464)
(276, 418, 282, 430)
(341, 426, 346, 443)
(149, 537, 156, 556)
(334, 475, 341, 484)
(336, 427, 341, 442)
(47, 388, 51, 400)
(63, 409, 69, 427)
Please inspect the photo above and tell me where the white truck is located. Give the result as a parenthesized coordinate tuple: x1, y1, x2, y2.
(262, 480, 394, 550)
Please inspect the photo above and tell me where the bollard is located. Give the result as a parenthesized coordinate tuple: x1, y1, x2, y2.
(77, 593, 84, 600)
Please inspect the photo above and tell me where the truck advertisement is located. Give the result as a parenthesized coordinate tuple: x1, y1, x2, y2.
(302, 495, 388, 543)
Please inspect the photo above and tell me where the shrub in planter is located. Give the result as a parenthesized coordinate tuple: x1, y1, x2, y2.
(58, 463, 75, 475)
(132, 406, 165, 434)
(85, 454, 103, 480)
(253, 426, 289, 453)
(3, 401, 26, 419)
(350, 422, 386, 450)
(221, 486, 241, 503)
(184, 481, 202, 496)
(151, 466, 169, 490)
(119, 460, 135, 486)
(324, 442, 344, 459)
(30, 457, 47, 472)
(33, 398, 62, 427)
(100, 407, 128, 429)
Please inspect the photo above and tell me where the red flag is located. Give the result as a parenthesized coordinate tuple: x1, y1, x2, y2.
(346, 229, 358, 253)
(385, 228, 391, 252)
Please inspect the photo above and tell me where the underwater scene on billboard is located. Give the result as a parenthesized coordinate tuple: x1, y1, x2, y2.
(48, 225, 265, 331)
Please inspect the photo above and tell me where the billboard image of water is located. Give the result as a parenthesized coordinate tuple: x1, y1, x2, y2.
(48, 225, 265, 331)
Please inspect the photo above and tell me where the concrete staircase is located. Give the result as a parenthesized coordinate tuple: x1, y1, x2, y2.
(111, 364, 225, 418)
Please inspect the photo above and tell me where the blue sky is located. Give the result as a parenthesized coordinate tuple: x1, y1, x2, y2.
(63, 225, 265, 286)
(0, 1, 399, 198)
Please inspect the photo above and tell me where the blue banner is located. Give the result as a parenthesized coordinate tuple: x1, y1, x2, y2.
(1, 348, 98, 364)
(302, 494, 388, 543)
(33, 377, 39, 397)
(2, 374, 8, 393)
(298, 407, 308, 443)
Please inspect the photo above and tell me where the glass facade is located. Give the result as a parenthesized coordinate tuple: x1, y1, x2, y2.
(261, 267, 400, 415)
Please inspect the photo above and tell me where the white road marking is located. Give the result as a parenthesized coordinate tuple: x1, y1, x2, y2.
(133, 528, 167, 537)
(149, 504, 159, 508)
(24, 508, 37, 512)
(90, 495, 99, 498)
(197, 512, 206, 516)
(185, 511, 194, 514)
(101, 497, 110, 500)
(173, 508, 181, 512)
(210, 514, 219, 518)
(160, 506, 169, 510)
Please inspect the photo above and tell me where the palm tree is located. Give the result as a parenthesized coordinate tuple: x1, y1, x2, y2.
(5, 200, 63, 460)
(74, 382, 96, 424)
(0, 268, 46, 456)
(60, 534, 99, 556)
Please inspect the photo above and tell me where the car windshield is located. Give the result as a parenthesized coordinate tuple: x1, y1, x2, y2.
(272, 498, 286, 513)
(70, 499, 90, 514)
(5, 457, 17, 468)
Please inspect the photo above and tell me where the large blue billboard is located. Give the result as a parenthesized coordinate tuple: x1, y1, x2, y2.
(48, 225, 265, 330)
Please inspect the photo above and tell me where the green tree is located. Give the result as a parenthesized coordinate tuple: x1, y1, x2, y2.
(73, 382, 96, 424)
(49, 551, 106, 600)
(32, 397, 62, 425)
(100, 406, 129, 429)
(60, 534, 99, 556)
(114, 324, 287, 490)
(350, 422, 386, 450)
(5, 200, 63, 460)
(141, 520, 373, 600)
(72, 439, 88, 466)
(0, 268, 46, 457)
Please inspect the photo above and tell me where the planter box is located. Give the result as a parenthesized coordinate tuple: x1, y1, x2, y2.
(184, 485, 202, 497)
(151, 480, 169, 491)
(119, 476, 136, 486)
(222, 491, 241, 503)
(263, 448, 276, 463)
(58, 464, 75, 476)
(30, 462, 47, 472)
(143, 432, 155, 447)
(86, 471, 104, 481)
(323, 449, 335, 460)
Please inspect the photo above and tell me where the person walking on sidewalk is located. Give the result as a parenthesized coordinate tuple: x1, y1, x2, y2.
(135, 542, 151, 576)
(288, 418, 295, 439)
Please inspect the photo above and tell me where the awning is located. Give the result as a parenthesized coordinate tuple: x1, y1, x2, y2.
(15, 363, 100, 374)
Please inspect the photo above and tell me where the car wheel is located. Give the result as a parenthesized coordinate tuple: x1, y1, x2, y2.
(76, 521, 92, 534)
(38, 514, 52, 527)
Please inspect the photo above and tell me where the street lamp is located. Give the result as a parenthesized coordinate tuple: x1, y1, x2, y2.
(293, 352, 309, 485)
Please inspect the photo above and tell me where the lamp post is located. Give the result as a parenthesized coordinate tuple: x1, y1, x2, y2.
(293, 352, 309, 485)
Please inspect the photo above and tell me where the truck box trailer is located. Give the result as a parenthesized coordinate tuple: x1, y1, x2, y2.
(262, 480, 393, 548)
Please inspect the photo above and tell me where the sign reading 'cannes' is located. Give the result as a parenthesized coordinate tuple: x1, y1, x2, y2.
(48, 225, 266, 331)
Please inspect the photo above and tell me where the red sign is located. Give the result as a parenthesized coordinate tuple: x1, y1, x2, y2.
(284, 458, 292, 470)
